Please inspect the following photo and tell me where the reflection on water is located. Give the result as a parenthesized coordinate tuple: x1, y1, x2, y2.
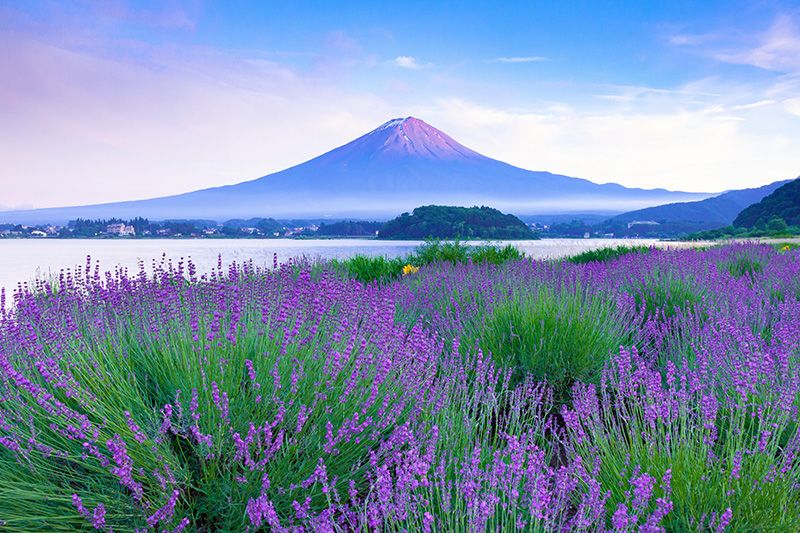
(0, 238, 705, 292)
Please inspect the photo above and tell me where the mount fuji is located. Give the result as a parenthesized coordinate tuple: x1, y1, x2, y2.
(0, 117, 711, 224)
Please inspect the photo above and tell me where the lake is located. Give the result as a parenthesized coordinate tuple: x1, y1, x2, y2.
(0, 238, 706, 292)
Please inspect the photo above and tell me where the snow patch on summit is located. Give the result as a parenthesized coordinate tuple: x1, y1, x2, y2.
(374, 117, 409, 132)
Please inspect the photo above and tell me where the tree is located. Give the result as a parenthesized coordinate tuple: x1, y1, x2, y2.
(767, 217, 788, 232)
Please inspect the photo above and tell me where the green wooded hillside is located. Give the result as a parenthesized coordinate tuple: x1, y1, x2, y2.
(734, 178, 800, 228)
(378, 205, 537, 240)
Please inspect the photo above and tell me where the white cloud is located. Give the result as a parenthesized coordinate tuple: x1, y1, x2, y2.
(392, 55, 425, 69)
(729, 99, 777, 111)
(422, 97, 800, 193)
(785, 97, 800, 117)
(668, 33, 717, 46)
(3, 6, 799, 211)
(491, 56, 549, 63)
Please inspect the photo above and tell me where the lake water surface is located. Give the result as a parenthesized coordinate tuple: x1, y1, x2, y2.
(0, 238, 705, 292)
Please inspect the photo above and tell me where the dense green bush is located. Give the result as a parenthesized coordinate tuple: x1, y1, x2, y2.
(329, 254, 408, 284)
(332, 240, 525, 284)
(475, 288, 631, 402)
(567, 244, 650, 264)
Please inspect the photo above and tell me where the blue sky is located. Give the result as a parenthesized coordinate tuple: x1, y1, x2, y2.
(1, 0, 800, 208)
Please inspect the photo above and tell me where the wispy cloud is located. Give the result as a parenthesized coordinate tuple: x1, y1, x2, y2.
(729, 99, 777, 111)
(391, 55, 429, 69)
(671, 14, 800, 74)
(491, 56, 548, 63)
(667, 33, 720, 46)
(593, 83, 720, 103)
(714, 15, 800, 73)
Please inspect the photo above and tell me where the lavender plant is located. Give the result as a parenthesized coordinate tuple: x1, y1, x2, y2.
(0, 243, 797, 531)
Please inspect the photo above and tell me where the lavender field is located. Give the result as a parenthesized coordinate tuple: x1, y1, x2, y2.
(1, 243, 799, 531)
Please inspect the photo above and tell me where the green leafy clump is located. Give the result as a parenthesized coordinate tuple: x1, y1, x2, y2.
(412, 239, 524, 266)
(627, 275, 706, 322)
(468, 242, 525, 265)
(332, 240, 525, 284)
(475, 287, 631, 402)
(329, 254, 408, 284)
(773, 241, 800, 252)
(567, 244, 650, 264)
(718, 251, 766, 280)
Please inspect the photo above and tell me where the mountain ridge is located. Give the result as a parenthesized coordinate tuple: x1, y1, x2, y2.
(0, 117, 712, 225)
(597, 179, 792, 235)
(734, 178, 800, 228)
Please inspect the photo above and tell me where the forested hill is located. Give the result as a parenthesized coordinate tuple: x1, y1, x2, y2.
(596, 179, 790, 236)
(378, 205, 537, 240)
(734, 178, 800, 228)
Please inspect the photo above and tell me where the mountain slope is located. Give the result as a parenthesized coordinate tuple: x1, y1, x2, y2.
(0, 117, 711, 225)
(600, 179, 792, 234)
(734, 178, 800, 227)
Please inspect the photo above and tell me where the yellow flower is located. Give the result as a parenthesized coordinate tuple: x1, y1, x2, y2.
(782, 245, 791, 252)
(402, 264, 419, 275)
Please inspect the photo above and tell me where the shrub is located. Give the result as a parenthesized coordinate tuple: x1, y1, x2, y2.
(567, 244, 650, 264)
(718, 247, 770, 280)
(563, 344, 800, 531)
(626, 275, 706, 322)
(412, 239, 472, 265)
(467, 243, 525, 265)
(330, 254, 407, 284)
(332, 240, 524, 284)
(475, 287, 631, 402)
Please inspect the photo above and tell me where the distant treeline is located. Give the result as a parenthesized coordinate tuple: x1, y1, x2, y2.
(77, 218, 383, 238)
(316, 220, 383, 236)
(4, 217, 386, 238)
(3, 207, 542, 240)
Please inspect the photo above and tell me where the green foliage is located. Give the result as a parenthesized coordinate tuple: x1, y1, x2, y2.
(412, 240, 524, 266)
(767, 217, 789, 232)
(333, 240, 525, 284)
(547, 219, 593, 238)
(627, 275, 705, 322)
(315, 220, 383, 237)
(378, 205, 537, 240)
(475, 288, 630, 402)
(468, 243, 526, 265)
(330, 254, 407, 284)
(734, 178, 800, 228)
(567, 244, 650, 264)
(719, 250, 766, 280)
(688, 224, 800, 240)
(567, 356, 800, 532)
(0, 283, 417, 531)
(774, 242, 800, 251)
(411, 239, 472, 264)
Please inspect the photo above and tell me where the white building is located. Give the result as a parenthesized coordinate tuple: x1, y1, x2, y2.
(106, 223, 136, 236)
(626, 220, 660, 229)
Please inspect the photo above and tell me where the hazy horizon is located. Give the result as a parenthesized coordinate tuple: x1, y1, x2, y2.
(2, 1, 800, 210)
